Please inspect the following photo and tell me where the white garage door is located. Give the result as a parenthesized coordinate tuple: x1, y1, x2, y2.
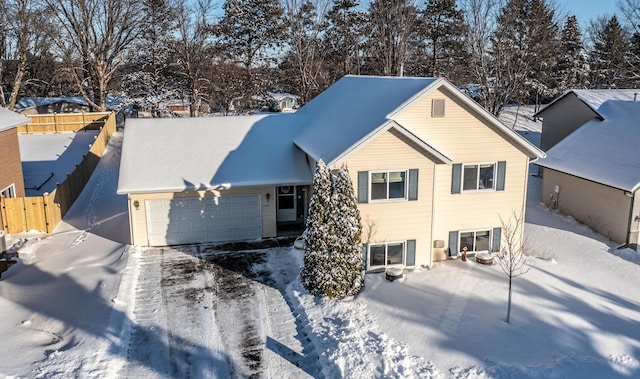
(145, 194, 261, 246)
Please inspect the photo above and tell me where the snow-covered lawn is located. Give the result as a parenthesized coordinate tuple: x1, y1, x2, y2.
(19, 130, 100, 196)
(0, 108, 639, 377)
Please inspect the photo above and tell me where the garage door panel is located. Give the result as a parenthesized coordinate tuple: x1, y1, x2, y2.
(145, 194, 261, 246)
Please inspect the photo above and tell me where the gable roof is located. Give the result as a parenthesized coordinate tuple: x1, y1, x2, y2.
(0, 106, 30, 132)
(117, 114, 313, 194)
(536, 100, 640, 192)
(535, 89, 640, 119)
(293, 75, 543, 165)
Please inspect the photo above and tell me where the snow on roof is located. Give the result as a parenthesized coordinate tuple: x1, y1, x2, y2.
(117, 114, 313, 194)
(536, 89, 640, 118)
(293, 75, 440, 164)
(15, 96, 123, 111)
(294, 75, 543, 164)
(0, 106, 30, 132)
(536, 100, 640, 191)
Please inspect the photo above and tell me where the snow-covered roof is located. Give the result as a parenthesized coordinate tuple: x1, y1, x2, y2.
(536, 100, 640, 192)
(294, 75, 543, 164)
(117, 114, 313, 194)
(268, 92, 299, 101)
(15, 96, 123, 111)
(0, 106, 30, 132)
(535, 89, 640, 118)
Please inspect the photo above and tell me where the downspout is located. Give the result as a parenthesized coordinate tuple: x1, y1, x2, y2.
(429, 164, 437, 268)
(626, 189, 637, 246)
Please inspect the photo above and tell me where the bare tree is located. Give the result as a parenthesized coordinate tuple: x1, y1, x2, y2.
(497, 211, 532, 324)
(45, 0, 144, 111)
(280, 0, 331, 103)
(172, 0, 216, 117)
(365, 0, 420, 76)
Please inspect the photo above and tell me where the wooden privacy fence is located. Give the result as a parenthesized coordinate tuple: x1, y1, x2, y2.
(17, 112, 111, 133)
(0, 112, 116, 234)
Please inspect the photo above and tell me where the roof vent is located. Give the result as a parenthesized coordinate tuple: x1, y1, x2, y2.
(635, 93, 638, 101)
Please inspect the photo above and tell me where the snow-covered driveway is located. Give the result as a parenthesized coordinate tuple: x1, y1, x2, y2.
(121, 243, 319, 378)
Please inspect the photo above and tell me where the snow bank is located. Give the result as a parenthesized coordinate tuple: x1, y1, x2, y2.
(286, 248, 440, 378)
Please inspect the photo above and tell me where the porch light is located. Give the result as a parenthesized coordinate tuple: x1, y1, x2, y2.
(133, 200, 140, 210)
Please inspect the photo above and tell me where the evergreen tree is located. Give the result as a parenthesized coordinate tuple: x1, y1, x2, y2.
(216, 0, 286, 104)
(301, 161, 364, 299)
(326, 166, 364, 298)
(486, 0, 559, 114)
(557, 15, 590, 91)
(323, 0, 368, 82)
(590, 15, 633, 88)
(415, 0, 468, 82)
(300, 159, 333, 296)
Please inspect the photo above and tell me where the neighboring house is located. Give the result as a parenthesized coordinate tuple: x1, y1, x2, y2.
(132, 99, 191, 118)
(0, 107, 30, 197)
(267, 92, 299, 112)
(15, 96, 122, 115)
(534, 89, 640, 151)
(0, 107, 29, 200)
(536, 100, 640, 246)
(118, 75, 543, 269)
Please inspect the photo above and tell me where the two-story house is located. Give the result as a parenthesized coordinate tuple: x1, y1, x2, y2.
(117, 76, 544, 269)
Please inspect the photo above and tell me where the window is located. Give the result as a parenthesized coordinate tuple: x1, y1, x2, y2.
(370, 171, 406, 200)
(462, 163, 495, 191)
(459, 230, 491, 252)
(0, 184, 16, 198)
(369, 242, 405, 267)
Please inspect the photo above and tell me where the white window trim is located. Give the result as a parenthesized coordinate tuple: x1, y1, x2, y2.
(368, 241, 406, 268)
(461, 162, 497, 192)
(369, 169, 408, 202)
(0, 183, 16, 198)
(458, 229, 492, 253)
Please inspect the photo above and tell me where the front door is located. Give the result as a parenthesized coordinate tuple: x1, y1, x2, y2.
(277, 186, 296, 222)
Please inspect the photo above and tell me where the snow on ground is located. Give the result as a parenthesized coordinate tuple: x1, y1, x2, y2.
(0, 104, 639, 378)
(19, 130, 100, 196)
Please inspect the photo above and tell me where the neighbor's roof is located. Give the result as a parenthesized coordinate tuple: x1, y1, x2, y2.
(535, 89, 640, 118)
(15, 96, 123, 111)
(536, 100, 640, 192)
(117, 114, 313, 194)
(0, 106, 30, 132)
(293, 75, 543, 164)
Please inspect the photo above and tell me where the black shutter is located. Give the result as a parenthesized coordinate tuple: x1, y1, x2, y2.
(492, 228, 502, 252)
(449, 231, 458, 256)
(358, 171, 368, 203)
(496, 161, 506, 191)
(451, 164, 462, 194)
(408, 169, 419, 201)
(406, 240, 416, 266)
(362, 243, 368, 270)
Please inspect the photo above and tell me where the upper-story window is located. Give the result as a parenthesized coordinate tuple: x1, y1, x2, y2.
(451, 161, 506, 194)
(371, 171, 407, 200)
(463, 163, 495, 191)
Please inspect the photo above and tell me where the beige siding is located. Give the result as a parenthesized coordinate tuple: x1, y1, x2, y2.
(394, 87, 531, 256)
(539, 94, 598, 151)
(128, 187, 276, 246)
(340, 128, 436, 268)
(542, 169, 632, 244)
